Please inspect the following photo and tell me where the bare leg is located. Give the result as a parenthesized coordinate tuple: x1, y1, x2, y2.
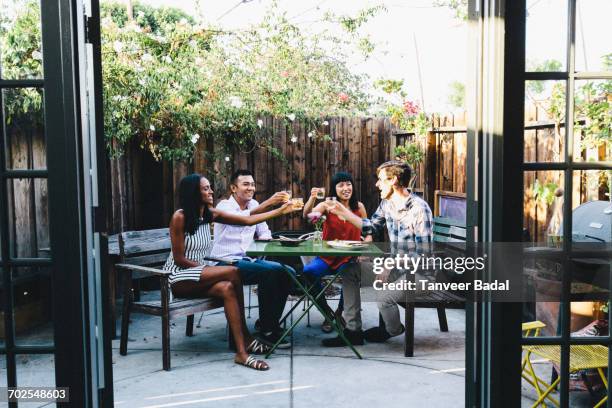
(172, 266, 254, 353)
(203, 281, 251, 363)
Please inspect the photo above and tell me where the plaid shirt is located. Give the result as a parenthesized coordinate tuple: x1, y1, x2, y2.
(362, 194, 433, 243)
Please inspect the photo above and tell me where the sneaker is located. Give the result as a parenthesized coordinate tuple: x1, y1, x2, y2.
(321, 329, 364, 347)
(363, 325, 404, 343)
(256, 330, 291, 349)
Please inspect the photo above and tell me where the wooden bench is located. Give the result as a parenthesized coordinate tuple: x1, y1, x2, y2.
(381, 215, 467, 357)
(114, 228, 225, 371)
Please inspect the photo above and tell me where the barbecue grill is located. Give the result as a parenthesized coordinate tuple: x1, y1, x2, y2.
(561, 200, 612, 243)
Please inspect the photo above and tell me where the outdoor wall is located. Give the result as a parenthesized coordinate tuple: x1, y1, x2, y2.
(9, 110, 606, 242)
(522, 103, 610, 242)
(3, 124, 52, 337)
(6, 127, 49, 258)
(395, 112, 468, 206)
(106, 116, 395, 233)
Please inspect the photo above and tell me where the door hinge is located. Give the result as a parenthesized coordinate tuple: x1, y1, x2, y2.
(84, 15, 98, 44)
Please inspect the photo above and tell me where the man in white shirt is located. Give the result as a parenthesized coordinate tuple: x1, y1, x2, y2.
(210, 169, 295, 348)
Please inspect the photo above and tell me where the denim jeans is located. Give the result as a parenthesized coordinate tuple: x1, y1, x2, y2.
(235, 259, 294, 333)
(303, 257, 360, 331)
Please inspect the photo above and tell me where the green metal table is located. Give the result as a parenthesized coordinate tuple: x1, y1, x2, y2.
(246, 240, 383, 358)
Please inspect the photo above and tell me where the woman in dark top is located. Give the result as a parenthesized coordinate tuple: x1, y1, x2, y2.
(165, 174, 299, 371)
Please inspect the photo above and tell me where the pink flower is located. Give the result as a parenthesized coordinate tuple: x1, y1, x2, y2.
(338, 92, 349, 103)
(280, 71, 289, 78)
(307, 211, 323, 223)
(403, 100, 419, 116)
(307, 211, 326, 230)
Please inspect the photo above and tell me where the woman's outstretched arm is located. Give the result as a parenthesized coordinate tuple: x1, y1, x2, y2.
(211, 202, 301, 226)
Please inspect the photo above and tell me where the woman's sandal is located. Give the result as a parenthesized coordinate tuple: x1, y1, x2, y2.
(247, 338, 272, 355)
(236, 355, 269, 371)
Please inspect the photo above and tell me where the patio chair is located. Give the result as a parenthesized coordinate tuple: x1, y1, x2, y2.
(522, 344, 608, 408)
(378, 287, 465, 357)
(521, 320, 555, 405)
(115, 228, 231, 371)
(376, 216, 468, 358)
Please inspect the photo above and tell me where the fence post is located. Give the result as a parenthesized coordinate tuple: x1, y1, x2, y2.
(425, 130, 437, 211)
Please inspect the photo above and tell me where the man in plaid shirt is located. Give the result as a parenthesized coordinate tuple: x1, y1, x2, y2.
(328, 160, 433, 343)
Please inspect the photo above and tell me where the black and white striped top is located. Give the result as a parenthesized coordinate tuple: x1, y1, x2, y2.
(163, 221, 215, 285)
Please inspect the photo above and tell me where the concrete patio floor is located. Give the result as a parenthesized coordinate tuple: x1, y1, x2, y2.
(3, 289, 603, 407)
(110, 289, 466, 408)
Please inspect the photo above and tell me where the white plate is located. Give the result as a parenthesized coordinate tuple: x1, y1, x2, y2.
(326, 240, 368, 250)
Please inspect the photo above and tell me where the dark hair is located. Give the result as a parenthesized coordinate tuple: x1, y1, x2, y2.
(230, 169, 254, 186)
(330, 172, 359, 211)
(179, 173, 212, 235)
(376, 160, 413, 188)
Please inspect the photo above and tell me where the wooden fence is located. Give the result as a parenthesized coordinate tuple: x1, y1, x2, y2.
(7, 110, 609, 254)
(5, 127, 49, 259)
(522, 104, 610, 242)
(107, 116, 395, 233)
(100, 109, 612, 240)
(395, 112, 467, 206)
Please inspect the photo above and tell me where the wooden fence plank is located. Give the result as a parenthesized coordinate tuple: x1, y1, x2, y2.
(32, 130, 49, 251)
(349, 118, 361, 194)
(10, 129, 36, 257)
(453, 133, 467, 193)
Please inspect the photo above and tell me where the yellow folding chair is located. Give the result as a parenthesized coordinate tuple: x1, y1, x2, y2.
(523, 344, 609, 408)
(522, 321, 559, 407)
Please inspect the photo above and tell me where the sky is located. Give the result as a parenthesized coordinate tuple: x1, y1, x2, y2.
(135, 0, 610, 113)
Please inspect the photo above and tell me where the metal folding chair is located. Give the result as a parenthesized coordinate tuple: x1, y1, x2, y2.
(522, 321, 609, 408)
(523, 344, 608, 408)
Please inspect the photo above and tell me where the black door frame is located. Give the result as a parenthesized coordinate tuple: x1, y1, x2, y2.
(0, 0, 112, 406)
(43, 0, 113, 406)
(465, 0, 526, 406)
(468, 0, 612, 407)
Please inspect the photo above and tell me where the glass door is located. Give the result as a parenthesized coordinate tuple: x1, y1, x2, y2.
(520, 0, 612, 407)
(0, 0, 112, 406)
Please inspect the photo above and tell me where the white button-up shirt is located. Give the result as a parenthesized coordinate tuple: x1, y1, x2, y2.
(210, 195, 272, 259)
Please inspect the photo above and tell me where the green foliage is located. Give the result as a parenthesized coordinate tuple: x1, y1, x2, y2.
(394, 140, 424, 168)
(0, 0, 43, 128)
(526, 57, 610, 161)
(101, 5, 216, 161)
(529, 59, 563, 72)
(3, 0, 375, 164)
(100, 2, 195, 33)
(433, 0, 468, 20)
(447, 81, 465, 109)
(542, 81, 567, 123)
(574, 57, 611, 158)
(388, 104, 430, 137)
(0, 0, 42, 80)
(332, 5, 386, 58)
(100, 1, 373, 161)
(374, 78, 431, 136)
(603, 53, 612, 71)
(526, 59, 563, 94)
(338, 5, 387, 33)
(532, 180, 559, 206)
(374, 79, 405, 96)
(575, 80, 611, 152)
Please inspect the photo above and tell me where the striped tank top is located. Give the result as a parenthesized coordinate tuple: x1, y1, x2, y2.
(163, 221, 215, 285)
